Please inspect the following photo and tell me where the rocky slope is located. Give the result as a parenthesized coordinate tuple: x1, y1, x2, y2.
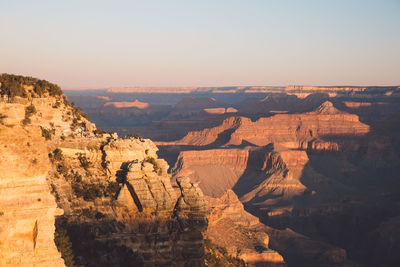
(162, 101, 370, 151)
(239, 93, 330, 115)
(0, 75, 208, 267)
(158, 99, 400, 266)
(164, 102, 372, 203)
(205, 190, 286, 266)
(205, 190, 357, 267)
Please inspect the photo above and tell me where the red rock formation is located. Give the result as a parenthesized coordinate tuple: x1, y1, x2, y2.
(203, 107, 238, 115)
(172, 148, 250, 197)
(286, 85, 368, 93)
(104, 99, 150, 109)
(165, 101, 369, 152)
(205, 190, 286, 266)
(162, 102, 376, 234)
(343, 101, 373, 108)
(161, 116, 243, 146)
(205, 190, 351, 266)
(96, 96, 111, 101)
(230, 101, 369, 149)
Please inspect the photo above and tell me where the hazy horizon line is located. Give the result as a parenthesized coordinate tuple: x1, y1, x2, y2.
(61, 84, 400, 91)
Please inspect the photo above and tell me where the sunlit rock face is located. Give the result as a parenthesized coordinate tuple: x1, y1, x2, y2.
(0, 126, 64, 266)
(167, 102, 370, 205)
(0, 76, 209, 267)
(205, 190, 286, 266)
(49, 131, 208, 266)
(163, 101, 369, 151)
(158, 98, 400, 266)
(48, 120, 208, 266)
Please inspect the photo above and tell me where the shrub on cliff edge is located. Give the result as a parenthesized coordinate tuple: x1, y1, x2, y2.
(204, 238, 250, 267)
(40, 126, 52, 140)
(144, 156, 162, 174)
(54, 227, 76, 267)
(0, 73, 63, 97)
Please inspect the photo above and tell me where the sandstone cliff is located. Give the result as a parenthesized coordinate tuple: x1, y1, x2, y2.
(164, 101, 370, 153)
(0, 126, 64, 266)
(205, 190, 353, 267)
(205, 190, 286, 266)
(0, 75, 209, 267)
(158, 100, 400, 266)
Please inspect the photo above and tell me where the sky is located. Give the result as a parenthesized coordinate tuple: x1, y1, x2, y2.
(0, 0, 399, 88)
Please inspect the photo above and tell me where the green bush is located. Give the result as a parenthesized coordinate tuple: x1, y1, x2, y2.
(22, 117, 31, 125)
(72, 181, 103, 201)
(53, 148, 63, 161)
(204, 239, 250, 267)
(71, 106, 89, 121)
(0, 73, 62, 98)
(25, 104, 36, 116)
(54, 227, 76, 267)
(40, 126, 52, 140)
(52, 101, 61, 108)
(0, 114, 7, 125)
(22, 104, 36, 126)
(71, 171, 119, 201)
(94, 128, 107, 135)
(57, 163, 69, 176)
(104, 181, 120, 197)
(50, 184, 60, 202)
(78, 153, 92, 170)
(144, 157, 161, 174)
(74, 172, 82, 183)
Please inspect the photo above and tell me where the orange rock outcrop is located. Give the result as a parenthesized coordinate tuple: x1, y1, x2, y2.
(166, 101, 369, 152)
(205, 190, 286, 266)
(0, 126, 64, 266)
(104, 99, 150, 109)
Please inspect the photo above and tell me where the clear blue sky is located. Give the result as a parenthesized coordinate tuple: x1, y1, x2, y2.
(0, 0, 399, 88)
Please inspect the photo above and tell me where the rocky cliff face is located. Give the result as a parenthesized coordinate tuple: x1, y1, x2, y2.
(205, 190, 352, 267)
(159, 99, 400, 266)
(51, 124, 208, 266)
(172, 148, 249, 197)
(166, 102, 370, 205)
(0, 76, 208, 267)
(50, 134, 208, 266)
(285, 85, 399, 94)
(205, 190, 286, 266)
(163, 101, 370, 153)
(0, 125, 65, 266)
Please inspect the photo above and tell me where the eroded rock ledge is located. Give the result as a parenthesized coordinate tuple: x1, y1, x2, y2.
(0, 90, 208, 266)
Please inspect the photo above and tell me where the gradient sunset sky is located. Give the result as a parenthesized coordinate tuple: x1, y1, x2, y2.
(0, 0, 399, 88)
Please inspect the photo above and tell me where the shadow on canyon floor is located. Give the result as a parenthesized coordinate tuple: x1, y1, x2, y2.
(231, 121, 400, 266)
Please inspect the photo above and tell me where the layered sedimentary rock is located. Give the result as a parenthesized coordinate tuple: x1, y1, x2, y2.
(202, 107, 238, 115)
(159, 116, 243, 147)
(0, 126, 64, 266)
(172, 146, 315, 208)
(230, 101, 369, 150)
(285, 85, 369, 93)
(205, 190, 285, 266)
(205, 190, 351, 266)
(104, 99, 150, 109)
(166, 102, 369, 207)
(0, 77, 209, 267)
(285, 85, 400, 93)
(172, 148, 249, 197)
(367, 216, 400, 267)
(160, 101, 400, 266)
(50, 127, 208, 266)
(165, 101, 369, 152)
(239, 93, 330, 115)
